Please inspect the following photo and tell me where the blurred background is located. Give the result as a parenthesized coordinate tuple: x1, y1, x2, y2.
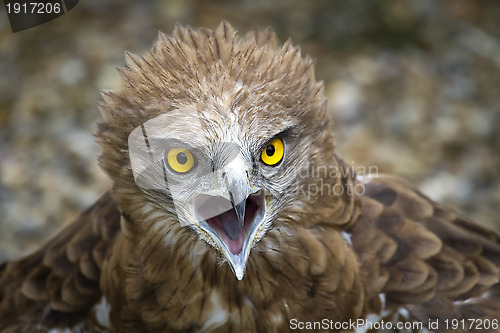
(0, 0, 499, 262)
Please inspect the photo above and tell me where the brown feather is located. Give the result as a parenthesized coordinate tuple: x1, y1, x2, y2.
(353, 175, 500, 331)
(0, 192, 120, 331)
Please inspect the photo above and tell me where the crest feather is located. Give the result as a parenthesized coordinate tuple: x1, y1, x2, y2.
(96, 21, 326, 187)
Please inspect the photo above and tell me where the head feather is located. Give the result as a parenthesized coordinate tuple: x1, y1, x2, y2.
(96, 21, 327, 194)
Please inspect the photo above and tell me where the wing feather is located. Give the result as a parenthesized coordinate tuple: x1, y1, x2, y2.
(0, 191, 121, 331)
(351, 175, 500, 331)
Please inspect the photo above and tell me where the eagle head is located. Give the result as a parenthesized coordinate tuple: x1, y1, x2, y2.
(96, 22, 351, 280)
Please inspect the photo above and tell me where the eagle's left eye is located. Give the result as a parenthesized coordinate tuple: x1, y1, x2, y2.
(167, 148, 195, 173)
(261, 138, 284, 166)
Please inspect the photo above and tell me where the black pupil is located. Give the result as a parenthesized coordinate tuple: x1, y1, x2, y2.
(176, 152, 188, 165)
(266, 144, 275, 157)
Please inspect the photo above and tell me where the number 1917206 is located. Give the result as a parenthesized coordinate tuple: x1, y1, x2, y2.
(6, 2, 62, 14)
(445, 319, 498, 330)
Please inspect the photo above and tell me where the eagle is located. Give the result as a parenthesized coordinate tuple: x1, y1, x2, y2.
(1, 21, 499, 333)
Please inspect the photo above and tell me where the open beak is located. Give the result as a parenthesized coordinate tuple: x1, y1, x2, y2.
(194, 168, 266, 280)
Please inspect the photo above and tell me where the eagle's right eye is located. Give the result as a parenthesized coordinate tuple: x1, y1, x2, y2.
(167, 148, 195, 173)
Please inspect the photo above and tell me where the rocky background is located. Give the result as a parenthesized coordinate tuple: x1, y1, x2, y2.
(0, 0, 499, 262)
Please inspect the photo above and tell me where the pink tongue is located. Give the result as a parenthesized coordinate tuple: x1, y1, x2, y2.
(219, 209, 241, 241)
(207, 209, 244, 255)
(218, 209, 243, 254)
(225, 235, 244, 255)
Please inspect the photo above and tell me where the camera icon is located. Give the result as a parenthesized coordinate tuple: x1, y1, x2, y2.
(128, 110, 244, 228)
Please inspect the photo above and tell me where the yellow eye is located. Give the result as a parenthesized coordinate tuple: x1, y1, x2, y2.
(261, 138, 284, 166)
(167, 148, 195, 173)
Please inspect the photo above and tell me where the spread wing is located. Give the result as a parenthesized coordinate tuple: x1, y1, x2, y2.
(0, 191, 121, 332)
(351, 175, 500, 332)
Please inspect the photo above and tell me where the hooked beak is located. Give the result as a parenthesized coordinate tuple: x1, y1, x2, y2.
(194, 168, 266, 280)
(224, 168, 248, 240)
